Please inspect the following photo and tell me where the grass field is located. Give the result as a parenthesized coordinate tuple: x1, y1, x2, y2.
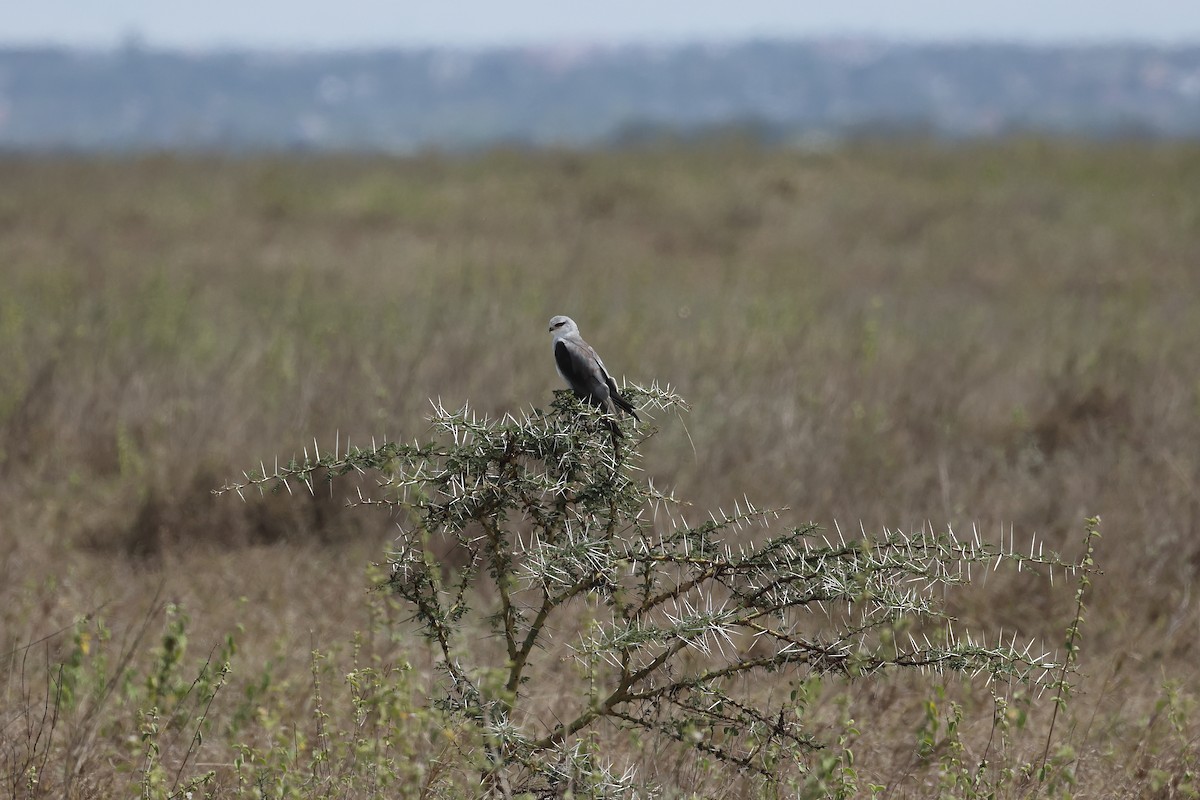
(2, 140, 1199, 796)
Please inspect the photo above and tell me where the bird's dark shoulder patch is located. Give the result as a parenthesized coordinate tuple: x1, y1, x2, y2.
(555, 340, 583, 383)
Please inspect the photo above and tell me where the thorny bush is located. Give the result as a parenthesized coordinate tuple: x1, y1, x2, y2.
(219, 386, 1097, 796)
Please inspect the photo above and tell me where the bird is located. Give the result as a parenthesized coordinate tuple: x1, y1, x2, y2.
(548, 315, 640, 438)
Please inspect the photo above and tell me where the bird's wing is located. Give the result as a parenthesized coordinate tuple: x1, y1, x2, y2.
(592, 349, 640, 421)
(555, 337, 610, 404)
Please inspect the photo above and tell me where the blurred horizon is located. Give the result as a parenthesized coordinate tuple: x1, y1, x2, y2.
(5, 1, 1200, 51)
(6, 4, 1200, 153)
(4, 39, 1200, 152)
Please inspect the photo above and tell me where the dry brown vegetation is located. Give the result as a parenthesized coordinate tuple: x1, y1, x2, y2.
(1, 140, 1199, 797)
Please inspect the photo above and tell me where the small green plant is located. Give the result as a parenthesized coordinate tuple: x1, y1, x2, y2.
(1035, 515, 1101, 793)
(0, 603, 225, 800)
(220, 388, 1097, 795)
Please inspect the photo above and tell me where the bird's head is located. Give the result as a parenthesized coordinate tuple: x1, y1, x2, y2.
(548, 315, 578, 336)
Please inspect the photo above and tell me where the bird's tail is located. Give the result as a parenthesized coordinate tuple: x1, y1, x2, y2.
(613, 392, 640, 421)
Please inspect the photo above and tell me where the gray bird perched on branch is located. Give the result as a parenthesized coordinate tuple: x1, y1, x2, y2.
(548, 315, 640, 438)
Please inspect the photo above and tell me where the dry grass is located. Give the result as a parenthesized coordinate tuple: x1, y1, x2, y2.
(2, 140, 1199, 796)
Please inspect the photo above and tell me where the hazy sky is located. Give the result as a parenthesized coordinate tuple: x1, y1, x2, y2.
(6, 1, 1200, 50)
